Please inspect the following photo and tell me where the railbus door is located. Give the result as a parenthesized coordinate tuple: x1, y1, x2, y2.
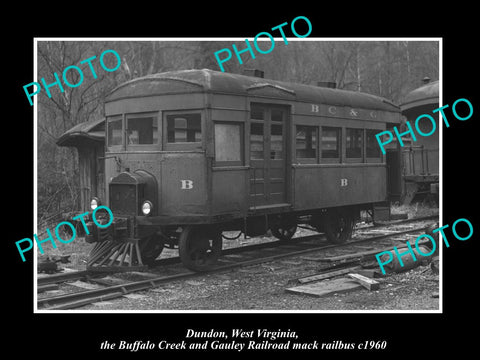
(249, 103, 289, 208)
(386, 148, 403, 202)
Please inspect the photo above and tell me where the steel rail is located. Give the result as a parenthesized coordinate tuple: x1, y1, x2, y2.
(38, 270, 101, 286)
(36, 214, 437, 287)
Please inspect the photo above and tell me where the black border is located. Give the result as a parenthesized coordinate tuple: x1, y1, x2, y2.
(8, 7, 478, 357)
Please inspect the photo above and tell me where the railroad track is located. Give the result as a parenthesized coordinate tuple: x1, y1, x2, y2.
(37, 214, 437, 286)
(36, 215, 438, 310)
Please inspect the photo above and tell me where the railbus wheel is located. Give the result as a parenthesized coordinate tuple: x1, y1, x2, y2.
(270, 215, 297, 241)
(271, 223, 297, 241)
(179, 225, 222, 272)
(138, 234, 165, 265)
(323, 210, 354, 244)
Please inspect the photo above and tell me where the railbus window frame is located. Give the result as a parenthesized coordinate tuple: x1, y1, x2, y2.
(213, 121, 244, 166)
(295, 125, 318, 164)
(320, 126, 342, 163)
(163, 110, 203, 151)
(345, 127, 364, 163)
(365, 128, 383, 163)
(106, 115, 124, 149)
(125, 111, 160, 149)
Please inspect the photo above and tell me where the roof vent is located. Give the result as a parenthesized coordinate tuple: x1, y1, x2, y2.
(243, 69, 264, 78)
(422, 76, 431, 84)
(317, 81, 336, 89)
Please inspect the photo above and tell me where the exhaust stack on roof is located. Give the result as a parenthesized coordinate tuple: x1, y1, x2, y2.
(243, 69, 264, 78)
(317, 81, 336, 89)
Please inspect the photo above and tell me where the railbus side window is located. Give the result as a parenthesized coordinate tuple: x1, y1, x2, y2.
(127, 114, 158, 145)
(164, 112, 202, 150)
(270, 108, 284, 160)
(214, 122, 243, 165)
(296, 125, 317, 162)
(167, 113, 201, 143)
(346, 128, 363, 159)
(250, 122, 264, 159)
(107, 116, 123, 147)
(366, 129, 382, 159)
(321, 126, 341, 161)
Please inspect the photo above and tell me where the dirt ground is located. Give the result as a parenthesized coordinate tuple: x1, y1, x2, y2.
(76, 249, 439, 311)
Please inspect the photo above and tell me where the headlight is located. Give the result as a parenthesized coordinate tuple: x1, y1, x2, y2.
(142, 200, 153, 215)
(90, 197, 101, 210)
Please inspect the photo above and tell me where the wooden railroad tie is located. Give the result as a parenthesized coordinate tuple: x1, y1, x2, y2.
(347, 273, 380, 291)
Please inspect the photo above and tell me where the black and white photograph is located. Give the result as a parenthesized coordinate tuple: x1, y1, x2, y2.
(7, 9, 479, 357)
(33, 39, 441, 313)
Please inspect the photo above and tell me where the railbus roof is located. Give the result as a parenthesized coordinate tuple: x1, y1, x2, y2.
(105, 69, 400, 113)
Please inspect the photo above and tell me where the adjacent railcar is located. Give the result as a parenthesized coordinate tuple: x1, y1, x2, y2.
(72, 69, 401, 271)
(399, 78, 439, 204)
